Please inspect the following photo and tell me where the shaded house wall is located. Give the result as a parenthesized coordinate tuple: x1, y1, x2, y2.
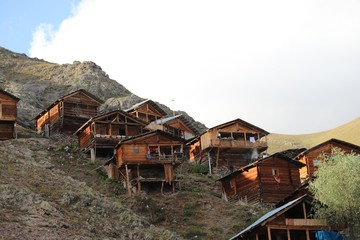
(76, 111, 147, 158)
(35, 90, 103, 135)
(0, 90, 19, 140)
(198, 119, 269, 169)
(220, 154, 304, 205)
(126, 100, 167, 123)
(115, 130, 184, 194)
(298, 139, 360, 181)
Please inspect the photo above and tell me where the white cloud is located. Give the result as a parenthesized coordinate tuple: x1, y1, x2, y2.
(29, 0, 360, 133)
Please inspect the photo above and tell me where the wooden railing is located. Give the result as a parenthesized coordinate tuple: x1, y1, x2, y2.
(146, 153, 184, 161)
(285, 218, 327, 226)
(210, 139, 267, 148)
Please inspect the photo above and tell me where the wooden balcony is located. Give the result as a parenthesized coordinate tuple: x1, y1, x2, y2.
(210, 138, 268, 149)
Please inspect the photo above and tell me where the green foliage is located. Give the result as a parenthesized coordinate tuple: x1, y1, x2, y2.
(185, 225, 206, 239)
(183, 203, 200, 218)
(188, 164, 209, 174)
(309, 148, 360, 239)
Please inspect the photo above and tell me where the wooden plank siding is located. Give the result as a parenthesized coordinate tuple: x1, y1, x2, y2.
(0, 89, 19, 140)
(126, 99, 167, 123)
(115, 130, 185, 194)
(219, 153, 305, 205)
(34, 89, 103, 136)
(194, 118, 269, 169)
(297, 138, 360, 181)
(76, 110, 147, 153)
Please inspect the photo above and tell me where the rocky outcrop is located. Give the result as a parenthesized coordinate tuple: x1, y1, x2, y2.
(0, 47, 206, 132)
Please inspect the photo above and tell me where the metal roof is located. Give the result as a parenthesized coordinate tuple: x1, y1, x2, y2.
(229, 195, 311, 240)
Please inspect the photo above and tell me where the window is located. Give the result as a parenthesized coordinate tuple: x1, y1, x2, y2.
(272, 169, 279, 176)
(313, 160, 321, 167)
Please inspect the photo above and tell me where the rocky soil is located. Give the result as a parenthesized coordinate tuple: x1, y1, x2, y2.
(0, 128, 268, 239)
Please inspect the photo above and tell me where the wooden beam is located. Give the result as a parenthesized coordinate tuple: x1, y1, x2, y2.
(267, 226, 272, 240)
(216, 148, 220, 168)
(303, 202, 307, 219)
(137, 164, 141, 193)
(125, 164, 131, 195)
(287, 229, 291, 240)
(306, 229, 310, 240)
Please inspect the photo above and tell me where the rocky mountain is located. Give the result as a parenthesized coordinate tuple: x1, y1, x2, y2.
(0, 47, 206, 132)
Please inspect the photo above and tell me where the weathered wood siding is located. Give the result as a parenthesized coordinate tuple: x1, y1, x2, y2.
(0, 91, 18, 140)
(258, 157, 302, 203)
(221, 155, 303, 204)
(0, 122, 15, 140)
(222, 168, 260, 203)
(0, 92, 17, 121)
(299, 141, 360, 181)
(200, 121, 267, 150)
(79, 125, 92, 149)
(128, 102, 164, 123)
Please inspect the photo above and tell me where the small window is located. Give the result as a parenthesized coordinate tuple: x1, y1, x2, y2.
(313, 160, 321, 167)
(272, 169, 279, 176)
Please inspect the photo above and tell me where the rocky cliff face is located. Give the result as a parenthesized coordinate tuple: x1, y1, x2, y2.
(0, 47, 139, 127)
(0, 47, 206, 131)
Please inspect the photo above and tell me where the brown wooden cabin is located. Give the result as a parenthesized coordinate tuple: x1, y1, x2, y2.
(75, 110, 148, 158)
(219, 152, 305, 205)
(0, 89, 20, 140)
(146, 114, 199, 140)
(191, 118, 269, 169)
(229, 194, 343, 240)
(125, 99, 167, 123)
(114, 130, 185, 194)
(34, 89, 103, 136)
(296, 138, 360, 182)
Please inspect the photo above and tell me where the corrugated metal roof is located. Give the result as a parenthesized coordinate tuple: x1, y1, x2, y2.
(229, 195, 310, 240)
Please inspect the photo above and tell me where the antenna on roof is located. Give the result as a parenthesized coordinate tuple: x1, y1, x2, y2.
(172, 98, 175, 116)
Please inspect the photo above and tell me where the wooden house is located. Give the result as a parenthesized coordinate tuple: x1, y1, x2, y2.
(115, 130, 185, 194)
(75, 110, 148, 158)
(191, 118, 269, 169)
(34, 89, 103, 136)
(229, 194, 343, 240)
(125, 99, 167, 123)
(219, 153, 305, 204)
(0, 89, 20, 140)
(296, 138, 360, 182)
(146, 114, 199, 140)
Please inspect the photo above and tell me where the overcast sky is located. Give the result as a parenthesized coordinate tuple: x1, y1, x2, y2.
(2, 0, 360, 134)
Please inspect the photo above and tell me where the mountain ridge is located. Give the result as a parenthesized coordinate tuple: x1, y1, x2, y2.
(0, 47, 206, 132)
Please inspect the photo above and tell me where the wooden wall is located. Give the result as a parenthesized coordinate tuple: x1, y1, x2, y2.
(0, 91, 17, 121)
(200, 122, 266, 150)
(299, 141, 360, 181)
(0, 91, 18, 140)
(258, 157, 302, 204)
(221, 156, 303, 204)
(0, 122, 15, 140)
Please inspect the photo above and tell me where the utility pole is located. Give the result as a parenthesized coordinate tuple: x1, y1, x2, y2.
(172, 98, 175, 116)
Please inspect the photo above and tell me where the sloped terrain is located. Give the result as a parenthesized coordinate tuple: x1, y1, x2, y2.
(267, 117, 360, 153)
(0, 132, 180, 239)
(0, 128, 268, 239)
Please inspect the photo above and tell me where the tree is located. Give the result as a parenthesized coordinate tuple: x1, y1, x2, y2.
(309, 148, 360, 240)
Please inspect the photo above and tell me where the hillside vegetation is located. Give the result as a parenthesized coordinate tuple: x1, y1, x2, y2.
(267, 117, 360, 153)
(0, 128, 267, 239)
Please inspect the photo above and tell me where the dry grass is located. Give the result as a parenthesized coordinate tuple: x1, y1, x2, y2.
(267, 117, 360, 153)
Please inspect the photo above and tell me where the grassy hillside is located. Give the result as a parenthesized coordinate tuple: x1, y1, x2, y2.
(267, 117, 360, 153)
(0, 128, 268, 239)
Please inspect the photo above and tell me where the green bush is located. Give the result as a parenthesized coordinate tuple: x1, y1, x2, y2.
(188, 164, 209, 174)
